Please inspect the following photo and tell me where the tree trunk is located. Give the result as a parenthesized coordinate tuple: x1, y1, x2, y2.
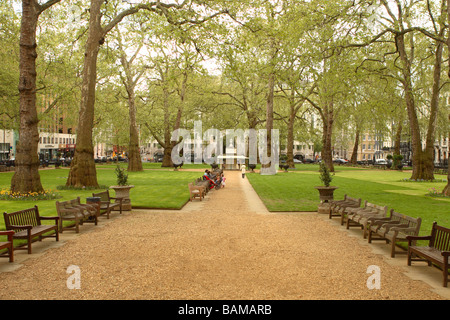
(286, 103, 296, 168)
(261, 72, 275, 174)
(321, 107, 335, 172)
(127, 88, 143, 171)
(416, 39, 444, 180)
(394, 121, 402, 156)
(161, 86, 173, 168)
(396, 34, 436, 180)
(350, 128, 359, 165)
(442, 114, 450, 196)
(11, 0, 44, 194)
(66, 0, 103, 187)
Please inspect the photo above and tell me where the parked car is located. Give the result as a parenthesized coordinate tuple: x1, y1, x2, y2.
(154, 152, 164, 162)
(333, 158, 348, 164)
(375, 159, 388, 165)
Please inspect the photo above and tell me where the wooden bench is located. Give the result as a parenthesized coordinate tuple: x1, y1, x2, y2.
(55, 197, 98, 233)
(195, 178, 210, 195)
(3, 206, 59, 254)
(329, 195, 362, 223)
(92, 190, 123, 219)
(407, 222, 450, 287)
(342, 200, 373, 225)
(188, 183, 205, 201)
(367, 209, 422, 257)
(329, 194, 351, 210)
(346, 201, 388, 238)
(0, 230, 14, 262)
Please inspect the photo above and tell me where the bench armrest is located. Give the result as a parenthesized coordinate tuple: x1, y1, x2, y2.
(406, 235, 432, 245)
(40, 216, 60, 222)
(385, 223, 408, 231)
(442, 251, 450, 258)
(391, 226, 416, 233)
(368, 217, 392, 225)
(0, 230, 14, 241)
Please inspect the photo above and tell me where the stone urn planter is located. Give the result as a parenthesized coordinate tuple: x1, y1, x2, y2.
(110, 185, 134, 211)
(314, 186, 338, 201)
(315, 163, 338, 214)
(111, 165, 134, 211)
(314, 186, 338, 214)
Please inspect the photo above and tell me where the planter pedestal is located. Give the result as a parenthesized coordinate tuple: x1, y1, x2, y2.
(110, 185, 134, 211)
(314, 186, 338, 214)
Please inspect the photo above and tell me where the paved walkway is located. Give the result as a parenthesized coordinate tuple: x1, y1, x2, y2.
(0, 170, 448, 300)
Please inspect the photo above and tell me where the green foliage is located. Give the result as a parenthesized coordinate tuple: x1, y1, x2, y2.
(0, 0, 20, 129)
(115, 165, 129, 186)
(318, 162, 332, 187)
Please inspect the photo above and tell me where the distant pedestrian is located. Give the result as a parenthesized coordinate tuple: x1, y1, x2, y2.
(241, 164, 246, 179)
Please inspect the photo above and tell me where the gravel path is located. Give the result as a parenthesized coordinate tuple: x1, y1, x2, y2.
(0, 171, 447, 300)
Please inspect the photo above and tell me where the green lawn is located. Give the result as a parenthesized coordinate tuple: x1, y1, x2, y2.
(0, 165, 205, 232)
(247, 164, 450, 235)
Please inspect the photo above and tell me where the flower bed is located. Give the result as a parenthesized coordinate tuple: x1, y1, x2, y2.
(0, 189, 60, 201)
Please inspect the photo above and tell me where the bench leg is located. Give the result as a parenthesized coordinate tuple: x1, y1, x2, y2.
(391, 241, 396, 258)
(27, 234, 32, 254)
(444, 260, 448, 287)
(368, 229, 373, 243)
(340, 212, 346, 226)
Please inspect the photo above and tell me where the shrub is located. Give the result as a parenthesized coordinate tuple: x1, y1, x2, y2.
(115, 165, 129, 186)
(319, 162, 332, 187)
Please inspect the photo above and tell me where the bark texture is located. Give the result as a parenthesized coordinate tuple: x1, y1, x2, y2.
(11, 0, 45, 193)
(350, 128, 359, 165)
(66, 0, 103, 187)
(395, 30, 443, 181)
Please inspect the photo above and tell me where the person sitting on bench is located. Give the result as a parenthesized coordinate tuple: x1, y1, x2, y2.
(203, 170, 216, 189)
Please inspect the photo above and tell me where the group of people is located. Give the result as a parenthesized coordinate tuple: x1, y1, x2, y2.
(203, 169, 226, 189)
(202, 164, 247, 189)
